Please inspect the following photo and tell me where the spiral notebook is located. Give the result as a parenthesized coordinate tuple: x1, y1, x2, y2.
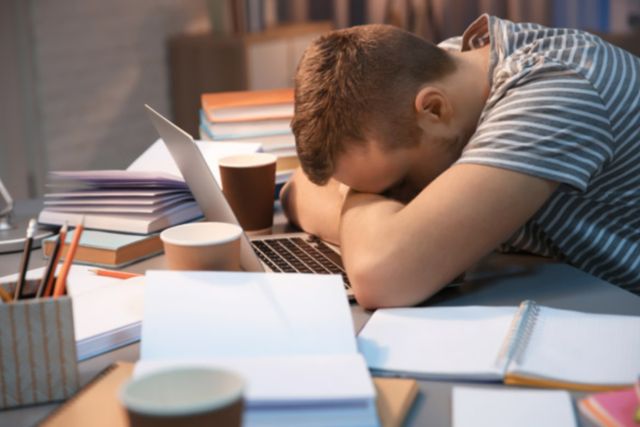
(358, 301, 640, 392)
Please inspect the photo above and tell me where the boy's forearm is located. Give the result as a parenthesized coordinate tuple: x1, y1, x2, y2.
(339, 164, 558, 309)
(280, 168, 347, 245)
(339, 191, 441, 308)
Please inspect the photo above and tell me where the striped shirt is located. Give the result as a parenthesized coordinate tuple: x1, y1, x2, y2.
(443, 15, 640, 292)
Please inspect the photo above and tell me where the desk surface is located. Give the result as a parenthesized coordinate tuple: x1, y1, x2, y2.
(2, 202, 639, 426)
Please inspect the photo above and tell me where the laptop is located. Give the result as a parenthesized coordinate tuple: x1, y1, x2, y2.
(144, 105, 353, 298)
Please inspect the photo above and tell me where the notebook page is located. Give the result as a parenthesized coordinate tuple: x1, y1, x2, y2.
(127, 138, 261, 184)
(507, 306, 640, 387)
(358, 306, 517, 380)
(453, 387, 576, 427)
(141, 271, 356, 360)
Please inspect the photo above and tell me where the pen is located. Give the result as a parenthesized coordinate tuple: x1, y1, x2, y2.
(37, 223, 67, 298)
(53, 218, 84, 298)
(88, 269, 143, 280)
(13, 218, 37, 301)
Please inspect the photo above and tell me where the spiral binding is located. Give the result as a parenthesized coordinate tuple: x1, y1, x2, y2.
(495, 300, 540, 371)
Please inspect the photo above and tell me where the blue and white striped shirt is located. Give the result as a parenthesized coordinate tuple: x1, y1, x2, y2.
(445, 15, 640, 291)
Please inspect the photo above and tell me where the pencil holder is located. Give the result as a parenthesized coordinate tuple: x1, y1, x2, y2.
(0, 279, 79, 409)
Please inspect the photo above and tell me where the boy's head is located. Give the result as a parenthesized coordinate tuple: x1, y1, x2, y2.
(292, 24, 457, 189)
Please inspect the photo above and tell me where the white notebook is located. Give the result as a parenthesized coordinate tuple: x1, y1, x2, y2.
(136, 271, 378, 427)
(358, 301, 640, 391)
(453, 387, 577, 427)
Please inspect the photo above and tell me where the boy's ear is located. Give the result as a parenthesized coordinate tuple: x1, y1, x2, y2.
(414, 87, 451, 123)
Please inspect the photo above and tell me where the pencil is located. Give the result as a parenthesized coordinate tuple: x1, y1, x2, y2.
(42, 223, 68, 298)
(88, 269, 143, 280)
(0, 286, 12, 303)
(37, 223, 67, 298)
(53, 218, 84, 298)
(13, 218, 37, 301)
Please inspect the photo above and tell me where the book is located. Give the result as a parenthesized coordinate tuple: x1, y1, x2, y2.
(43, 229, 162, 268)
(374, 377, 418, 427)
(40, 362, 133, 427)
(199, 127, 296, 151)
(0, 265, 145, 361)
(358, 300, 640, 392)
(579, 381, 640, 427)
(201, 87, 293, 123)
(40, 362, 416, 427)
(199, 109, 292, 140)
(453, 387, 577, 427)
(136, 271, 378, 427)
(39, 170, 203, 234)
(38, 201, 202, 235)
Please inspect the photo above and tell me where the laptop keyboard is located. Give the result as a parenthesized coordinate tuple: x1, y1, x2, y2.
(251, 237, 351, 289)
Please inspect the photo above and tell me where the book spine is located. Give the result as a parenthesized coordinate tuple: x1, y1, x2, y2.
(494, 300, 540, 372)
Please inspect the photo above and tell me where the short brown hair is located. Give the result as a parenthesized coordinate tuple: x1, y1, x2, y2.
(292, 24, 455, 185)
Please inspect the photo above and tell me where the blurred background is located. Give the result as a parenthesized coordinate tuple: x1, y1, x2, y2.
(1, 0, 639, 200)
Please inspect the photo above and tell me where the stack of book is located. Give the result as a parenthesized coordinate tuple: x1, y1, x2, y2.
(38, 170, 203, 235)
(199, 88, 299, 187)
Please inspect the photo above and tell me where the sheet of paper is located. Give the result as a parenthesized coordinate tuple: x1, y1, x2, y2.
(71, 276, 144, 342)
(49, 170, 185, 185)
(44, 193, 189, 206)
(45, 195, 193, 214)
(358, 306, 518, 380)
(141, 271, 356, 360)
(453, 387, 576, 427)
(44, 189, 184, 198)
(127, 138, 262, 184)
(135, 354, 374, 403)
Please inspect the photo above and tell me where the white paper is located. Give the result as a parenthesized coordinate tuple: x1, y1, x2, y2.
(358, 306, 518, 379)
(138, 271, 376, 408)
(127, 138, 262, 184)
(135, 354, 374, 403)
(141, 271, 356, 360)
(453, 387, 576, 427)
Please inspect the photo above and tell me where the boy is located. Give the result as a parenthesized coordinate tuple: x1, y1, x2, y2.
(281, 15, 640, 308)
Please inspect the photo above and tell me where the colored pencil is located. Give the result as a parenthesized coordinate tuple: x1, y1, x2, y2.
(53, 218, 84, 298)
(88, 269, 143, 280)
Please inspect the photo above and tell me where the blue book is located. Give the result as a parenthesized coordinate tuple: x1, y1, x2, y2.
(43, 229, 162, 268)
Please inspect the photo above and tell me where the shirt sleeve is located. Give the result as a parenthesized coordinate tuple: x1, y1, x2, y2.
(456, 65, 614, 191)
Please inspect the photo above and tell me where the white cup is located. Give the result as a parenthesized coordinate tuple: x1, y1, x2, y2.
(120, 367, 245, 427)
(160, 222, 243, 271)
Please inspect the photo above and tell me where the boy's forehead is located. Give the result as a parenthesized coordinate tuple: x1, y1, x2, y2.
(333, 142, 407, 193)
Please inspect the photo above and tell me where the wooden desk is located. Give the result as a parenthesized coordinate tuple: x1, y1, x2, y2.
(2, 202, 639, 426)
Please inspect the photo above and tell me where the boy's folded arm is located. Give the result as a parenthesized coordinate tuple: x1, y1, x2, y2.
(340, 163, 559, 309)
(279, 167, 348, 246)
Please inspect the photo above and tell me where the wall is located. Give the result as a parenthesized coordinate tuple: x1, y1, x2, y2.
(0, 0, 209, 199)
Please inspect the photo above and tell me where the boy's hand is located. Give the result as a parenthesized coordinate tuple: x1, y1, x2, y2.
(279, 167, 348, 245)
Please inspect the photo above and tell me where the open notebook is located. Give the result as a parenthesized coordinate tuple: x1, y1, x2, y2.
(136, 271, 378, 427)
(358, 301, 640, 392)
